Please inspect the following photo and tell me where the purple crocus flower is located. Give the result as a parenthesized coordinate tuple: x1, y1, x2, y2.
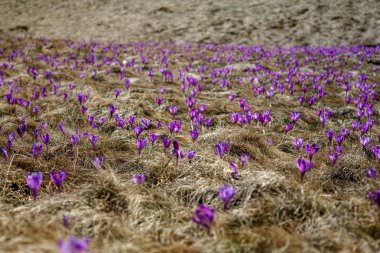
(136, 139, 148, 155)
(40, 133, 50, 151)
(50, 170, 68, 192)
(191, 204, 215, 233)
(360, 136, 371, 149)
(162, 136, 172, 151)
(141, 119, 151, 129)
(341, 128, 350, 138)
(285, 123, 293, 134)
(325, 130, 334, 144)
(293, 138, 304, 152)
(169, 106, 178, 117)
(155, 97, 163, 106)
(219, 185, 236, 210)
(229, 162, 238, 179)
(132, 174, 146, 185)
(17, 124, 26, 139)
(149, 133, 160, 145)
(171, 140, 185, 165)
(77, 93, 86, 104)
(291, 112, 301, 123)
(32, 143, 43, 160)
(328, 152, 340, 165)
(58, 123, 65, 137)
(303, 144, 320, 161)
(368, 190, 380, 209)
(92, 156, 104, 169)
(296, 158, 313, 181)
(26, 172, 43, 200)
(204, 118, 213, 129)
(351, 121, 359, 132)
(81, 106, 87, 114)
(114, 89, 121, 99)
(108, 104, 116, 118)
(133, 126, 143, 138)
(335, 135, 344, 146)
(98, 117, 106, 127)
(370, 146, 380, 160)
(214, 142, 229, 159)
(189, 129, 199, 142)
(241, 153, 249, 166)
(126, 116, 134, 127)
(367, 168, 378, 179)
(187, 150, 196, 163)
(1, 147, 8, 159)
(59, 236, 89, 253)
(7, 133, 15, 149)
(70, 135, 79, 146)
(89, 134, 97, 150)
(32, 106, 39, 116)
(156, 121, 163, 129)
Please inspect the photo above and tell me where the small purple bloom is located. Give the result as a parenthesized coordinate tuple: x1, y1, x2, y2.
(156, 121, 163, 129)
(189, 129, 199, 142)
(92, 156, 104, 169)
(169, 106, 178, 117)
(132, 174, 146, 185)
(155, 97, 163, 106)
(285, 123, 293, 134)
(187, 150, 196, 163)
(89, 134, 97, 150)
(149, 133, 160, 145)
(162, 136, 172, 151)
(335, 135, 344, 146)
(32, 143, 43, 160)
(325, 130, 334, 143)
(81, 106, 87, 114)
(32, 106, 39, 116)
(219, 185, 236, 210)
(26, 172, 43, 200)
(140, 119, 151, 130)
(50, 170, 68, 192)
(367, 168, 378, 179)
(191, 204, 215, 233)
(296, 158, 313, 181)
(171, 140, 185, 165)
(291, 112, 301, 123)
(303, 144, 320, 161)
(109, 104, 116, 118)
(114, 89, 121, 99)
(59, 236, 89, 253)
(293, 138, 304, 152)
(136, 139, 148, 155)
(133, 126, 143, 138)
(70, 135, 79, 146)
(229, 162, 238, 179)
(1, 147, 8, 159)
(328, 152, 340, 165)
(360, 136, 371, 149)
(58, 123, 65, 137)
(40, 133, 50, 151)
(368, 190, 380, 209)
(241, 153, 249, 166)
(214, 142, 229, 159)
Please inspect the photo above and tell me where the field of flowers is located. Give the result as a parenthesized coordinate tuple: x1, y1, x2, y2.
(0, 34, 380, 252)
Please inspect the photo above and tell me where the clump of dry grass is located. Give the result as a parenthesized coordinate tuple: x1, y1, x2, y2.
(0, 34, 380, 253)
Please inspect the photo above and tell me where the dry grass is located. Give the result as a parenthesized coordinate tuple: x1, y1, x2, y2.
(0, 34, 380, 252)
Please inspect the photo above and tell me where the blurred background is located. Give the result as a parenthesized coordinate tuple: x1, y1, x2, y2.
(1, 0, 379, 46)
